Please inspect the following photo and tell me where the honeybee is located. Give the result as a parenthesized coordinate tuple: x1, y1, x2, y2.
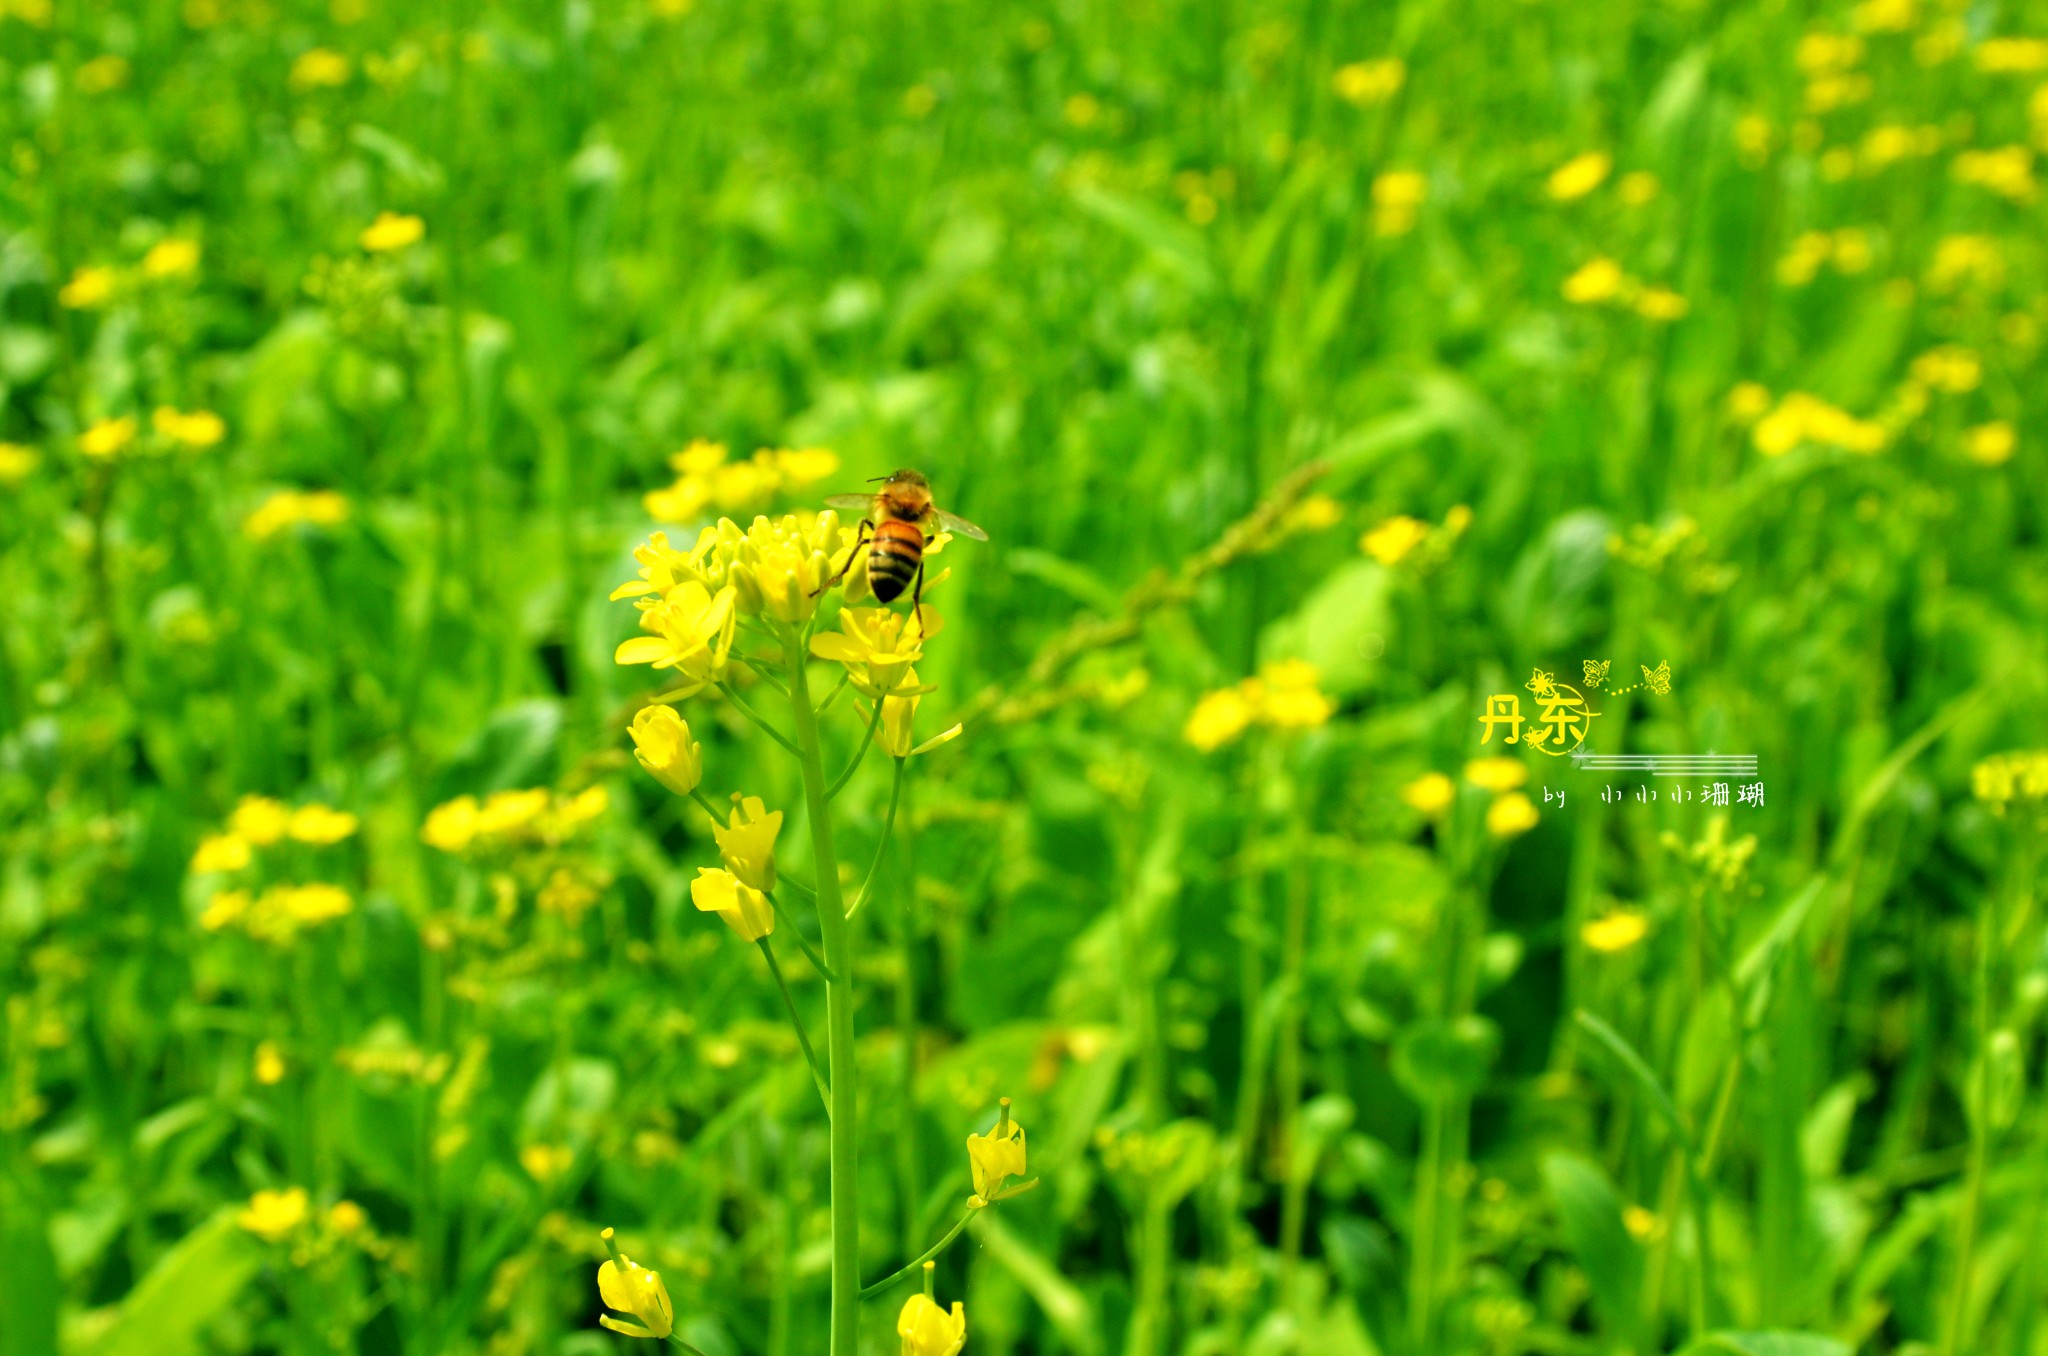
(822, 468, 988, 612)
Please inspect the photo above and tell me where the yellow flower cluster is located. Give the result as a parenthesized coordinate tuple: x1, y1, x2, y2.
(1975, 36, 2048, 72)
(1465, 757, 1539, 837)
(1927, 234, 2004, 291)
(289, 47, 352, 90)
(1547, 151, 1611, 201)
(238, 1187, 310, 1241)
(420, 786, 608, 854)
(1332, 57, 1404, 106)
(0, 443, 37, 484)
(643, 439, 841, 524)
(245, 489, 351, 540)
(614, 511, 855, 653)
(1561, 257, 1688, 321)
(74, 407, 226, 460)
(809, 606, 964, 759)
(360, 211, 424, 252)
(1953, 146, 2037, 201)
(1360, 504, 1471, 566)
(1372, 170, 1427, 236)
(1184, 659, 1335, 752)
(152, 406, 228, 448)
(1583, 908, 1650, 953)
(1972, 750, 2048, 814)
(1750, 391, 1886, 456)
(191, 795, 359, 875)
(1797, 31, 1872, 112)
(1777, 228, 1874, 284)
(200, 883, 354, 943)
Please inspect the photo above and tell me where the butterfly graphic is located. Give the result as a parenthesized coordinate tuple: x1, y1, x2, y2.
(1640, 661, 1671, 695)
(1582, 659, 1610, 689)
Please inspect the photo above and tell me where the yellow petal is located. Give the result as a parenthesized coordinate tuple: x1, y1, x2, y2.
(615, 636, 671, 665)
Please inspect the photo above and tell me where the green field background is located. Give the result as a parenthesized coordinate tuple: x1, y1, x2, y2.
(3, 0, 2046, 1353)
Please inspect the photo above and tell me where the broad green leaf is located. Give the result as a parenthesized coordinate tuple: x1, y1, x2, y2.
(1541, 1152, 1643, 1343)
(0, 1174, 58, 1356)
(1681, 1331, 1850, 1356)
(1391, 1015, 1499, 1104)
(97, 1210, 261, 1356)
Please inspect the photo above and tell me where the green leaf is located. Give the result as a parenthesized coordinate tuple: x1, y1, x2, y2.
(1069, 183, 1218, 294)
(1541, 1152, 1642, 1342)
(0, 1174, 59, 1356)
(1680, 1331, 1850, 1356)
(97, 1210, 262, 1356)
(1391, 1016, 1499, 1104)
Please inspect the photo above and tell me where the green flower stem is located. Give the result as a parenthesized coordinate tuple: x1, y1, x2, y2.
(826, 697, 883, 802)
(786, 642, 862, 1356)
(1941, 892, 1996, 1356)
(736, 653, 791, 695)
(846, 757, 908, 920)
(859, 1204, 977, 1299)
(666, 1336, 712, 1356)
(762, 889, 836, 983)
(756, 938, 831, 1113)
(1275, 835, 1311, 1297)
(816, 667, 852, 714)
(718, 680, 802, 758)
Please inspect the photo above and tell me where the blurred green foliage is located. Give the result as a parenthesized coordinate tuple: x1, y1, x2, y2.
(2, 0, 2047, 1354)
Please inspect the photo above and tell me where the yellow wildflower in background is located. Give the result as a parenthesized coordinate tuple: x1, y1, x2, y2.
(327, 1201, 366, 1236)
(231, 795, 291, 845)
(596, 1230, 676, 1339)
(59, 266, 116, 309)
(143, 238, 201, 278)
(1258, 660, 1335, 728)
(1583, 908, 1650, 952)
(1751, 392, 1885, 456)
(245, 489, 351, 539)
(253, 1041, 286, 1085)
(1401, 771, 1456, 817)
(1372, 170, 1427, 236)
(713, 796, 783, 891)
(1617, 171, 1660, 204)
(290, 47, 352, 90)
(1333, 57, 1404, 106)
(1464, 757, 1527, 792)
(421, 796, 481, 852)
(76, 54, 130, 93)
(691, 866, 775, 941)
(1562, 257, 1626, 305)
(1953, 146, 2037, 201)
(520, 1143, 575, 1183)
(1547, 151, 1612, 201)
(153, 407, 226, 448)
(1361, 514, 1429, 564)
(1063, 93, 1100, 127)
(1972, 750, 2048, 812)
(192, 833, 252, 873)
(1636, 288, 1688, 321)
(288, 804, 359, 844)
(360, 211, 424, 251)
(1486, 791, 1539, 836)
(1911, 345, 1982, 394)
(1965, 421, 2016, 466)
(899, 1289, 968, 1356)
(79, 417, 137, 459)
(238, 1187, 309, 1241)
(1976, 37, 2048, 72)
(0, 443, 37, 484)
(629, 704, 703, 795)
(1185, 686, 1255, 752)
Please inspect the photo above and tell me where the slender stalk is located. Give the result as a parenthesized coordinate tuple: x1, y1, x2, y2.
(756, 939, 830, 1112)
(859, 1205, 977, 1298)
(719, 680, 802, 757)
(1942, 893, 1995, 1356)
(826, 698, 883, 802)
(763, 891, 836, 982)
(847, 757, 908, 919)
(1275, 835, 1311, 1297)
(785, 643, 862, 1356)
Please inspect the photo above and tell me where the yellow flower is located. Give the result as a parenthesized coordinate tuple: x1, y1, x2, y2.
(1965, 421, 2016, 466)
(1486, 791, 1539, 837)
(899, 1291, 968, 1356)
(690, 866, 775, 942)
(1617, 170, 1661, 205)
(327, 1200, 367, 1236)
(59, 265, 116, 309)
(811, 606, 936, 698)
(230, 795, 290, 846)
(477, 788, 550, 837)
(253, 1041, 287, 1085)
(729, 511, 846, 624)
(630, 704, 703, 795)
(1361, 514, 1430, 565)
(966, 1099, 1029, 1201)
(0, 443, 38, 484)
(1064, 92, 1100, 127)
(152, 407, 227, 448)
(613, 578, 738, 697)
(199, 889, 251, 931)
(143, 238, 201, 279)
(1256, 659, 1334, 729)
(1464, 757, 1526, 792)
(597, 1231, 675, 1340)
(1583, 908, 1649, 953)
(76, 54, 130, 93)
(1622, 1205, 1662, 1241)
(78, 416, 137, 459)
(775, 447, 841, 486)
(288, 804, 359, 845)
(1636, 288, 1689, 322)
(1372, 170, 1427, 236)
(712, 796, 783, 892)
(359, 211, 424, 252)
(1726, 382, 1772, 421)
(1401, 772, 1456, 817)
(1972, 750, 2048, 812)
(1562, 256, 1626, 305)
(245, 489, 351, 539)
(1184, 685, 1256, 752)
(422, 795, 480, 852)
(238, 1187, 309, 1241)
(520, 1143, 575, 1183)
(1547, 151, 1612, 201)
(1332, 57, 1405, 106)
(289, 47, 352, 90)
(192, 832, 252, 873)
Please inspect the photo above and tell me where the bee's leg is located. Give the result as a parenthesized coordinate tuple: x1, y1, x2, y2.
(814, 520, 874, 595)
(909, 557, 929, 637)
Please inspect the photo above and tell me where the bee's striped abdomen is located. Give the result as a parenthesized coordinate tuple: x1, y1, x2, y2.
(868, 519, 924, 603)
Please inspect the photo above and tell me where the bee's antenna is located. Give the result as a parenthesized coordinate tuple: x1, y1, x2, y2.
(866, 475, 891, 484)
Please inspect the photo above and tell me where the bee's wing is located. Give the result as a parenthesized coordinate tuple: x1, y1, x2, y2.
(933, 508, 989, 541)
(824, 494, 875, 511)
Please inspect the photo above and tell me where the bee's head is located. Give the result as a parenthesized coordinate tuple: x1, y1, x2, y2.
(871, 468, 929, 490)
